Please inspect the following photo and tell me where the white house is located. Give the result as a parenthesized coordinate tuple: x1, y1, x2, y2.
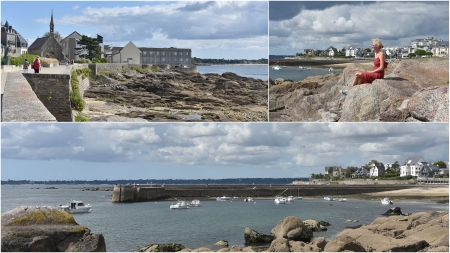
(111, 41, 141, 64)
(369, 163, 385, 177)
(400, 156, 424, 177)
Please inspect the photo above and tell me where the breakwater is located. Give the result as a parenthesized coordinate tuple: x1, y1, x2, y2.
(111, 184, 414, 203)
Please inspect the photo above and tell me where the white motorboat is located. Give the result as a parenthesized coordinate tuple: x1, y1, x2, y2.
(244, 197, 254, 202)
(58, 200, 92, 213)
(286, 196, 295, 202)
(190, 199, 201, 207)
(329, 67, 333, 71)
(381, 197, 393, 205)
(272, 65, 281, 70)
(298, 66, 303, 69)
(294, 197, 303, 200)
(306, 67, 312, 70)
(324, 196, 335, 201)
(170, 201, 189, 209)
(216, 196, 231, 201)
(339, 198, 347, 202)
(274, 196, 286, 204)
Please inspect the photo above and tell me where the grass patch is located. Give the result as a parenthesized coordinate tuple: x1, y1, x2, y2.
(70, 68, 91, 112)
(75, 115, 89, 122)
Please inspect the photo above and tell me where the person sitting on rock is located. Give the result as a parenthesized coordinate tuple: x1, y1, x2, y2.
(352, 38, 388, 87)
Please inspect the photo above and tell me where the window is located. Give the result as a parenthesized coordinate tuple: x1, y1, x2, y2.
(143, 51, 147, 55)
(180, 58, 183, 62)
(150, 51, 153, 55)
(174, 52, 177, 56)
(156, 52, 159, 55)
(186, 58, 189, 62)
(162, 58, 165, 62)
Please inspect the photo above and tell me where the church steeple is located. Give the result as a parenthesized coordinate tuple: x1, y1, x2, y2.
(50, 9, 54, 35)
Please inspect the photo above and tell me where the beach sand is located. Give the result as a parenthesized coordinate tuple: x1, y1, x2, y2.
(363, 186, 449, 198)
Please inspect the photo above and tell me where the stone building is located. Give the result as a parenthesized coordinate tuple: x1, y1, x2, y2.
(109, 41, 192, 67)
(28, 10, 64, 60)
(1, 20, 28, 56)
(139, 47, 192, 67)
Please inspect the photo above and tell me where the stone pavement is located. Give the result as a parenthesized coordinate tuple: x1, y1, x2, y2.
(1, 64, 72, 122)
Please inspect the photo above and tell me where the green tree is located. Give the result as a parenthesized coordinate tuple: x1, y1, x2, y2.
(43, 31, 63, 43)
(415, 49, 427, 56)
(365, 48, 371, 52)
(77, 35, 101, 60)
(408, 53, 416, 58)
(345, 166, 358, 178)
(433, 161, 447, 168)
(425, 52, 433, 56)
(392, 161, 400, 170)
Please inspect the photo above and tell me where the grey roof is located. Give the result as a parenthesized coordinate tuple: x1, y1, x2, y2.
(402, 156, 424, 166)
(436, 41, 449, 47)
(28, 37, 49, 50)
(352, 167, 370, 175)
(62, 31, 82, 41)
(16, 32, 27, 44)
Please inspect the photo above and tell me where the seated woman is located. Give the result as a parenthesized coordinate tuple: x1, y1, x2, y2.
(352, 38, 388, 87)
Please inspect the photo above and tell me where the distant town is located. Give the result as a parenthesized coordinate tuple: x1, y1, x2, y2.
(273, 37, 449, 60)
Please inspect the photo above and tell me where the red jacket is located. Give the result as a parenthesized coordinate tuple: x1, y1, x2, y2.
(33, 60, 40, 69)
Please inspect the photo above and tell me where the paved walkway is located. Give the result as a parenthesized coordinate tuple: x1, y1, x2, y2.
(1, 64, 73, 122)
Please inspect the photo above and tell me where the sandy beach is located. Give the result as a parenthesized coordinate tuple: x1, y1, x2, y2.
(363, 186, 449, 197)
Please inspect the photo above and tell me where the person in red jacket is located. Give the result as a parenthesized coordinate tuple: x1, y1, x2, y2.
(33, 57, 42, 73)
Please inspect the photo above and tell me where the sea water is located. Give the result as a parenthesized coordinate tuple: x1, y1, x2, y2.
(197, 65, 268, 81)
(2, 184, 448, 251)
(269, 67, 343, 82)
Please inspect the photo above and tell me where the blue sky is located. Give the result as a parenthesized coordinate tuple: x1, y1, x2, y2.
(270, 1, 449, 55)
(2, 123, 448, 181)
(1, 1, 268, 59)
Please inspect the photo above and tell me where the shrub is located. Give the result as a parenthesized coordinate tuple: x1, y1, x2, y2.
(75, 115, 89, 122)
(74, 58, 92, 64)
(7, 54, 39, 66)
(70, 70, 86, 111)
(92, 58, 107, 63)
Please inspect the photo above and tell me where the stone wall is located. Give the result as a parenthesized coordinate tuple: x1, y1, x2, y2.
(22, 73, 73, 122)
(111, 184, 413, 203)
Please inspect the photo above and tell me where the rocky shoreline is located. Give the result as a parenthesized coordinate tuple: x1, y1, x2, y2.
(81, 70, 268, 122)
(269, 58, 449, 122)
(135, 211, 448, 252)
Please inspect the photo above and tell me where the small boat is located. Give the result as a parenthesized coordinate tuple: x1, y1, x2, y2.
(339, 198, 347, 202)
(286, 196, 295, 202)
(170, 201, 189, 209)
(190, 199, 201, 207)
(272, 65, 281, 70)
(294, 197, 303, 200)
(324, 196, 335, 201)
(381, 197, 393, 205)
(216, 196, 231, 201)
(274, 196, 286, 204)
(298, 66, 303, 69)
(306, 67, 311, 70)
(329, 67, 333, 71)
(244, 197, 254, 202)
(58, 200, 92, 213)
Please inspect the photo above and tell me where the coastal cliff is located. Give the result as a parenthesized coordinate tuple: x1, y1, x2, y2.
(82, 70, 268, 122)
(269, 58, 448, 122)
(1, 206, 106, 252)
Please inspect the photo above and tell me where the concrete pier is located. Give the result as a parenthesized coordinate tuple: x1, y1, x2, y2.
(111, 184, 415, 203)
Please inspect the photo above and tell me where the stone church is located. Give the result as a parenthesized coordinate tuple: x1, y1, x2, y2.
(28, 10, 64, 60)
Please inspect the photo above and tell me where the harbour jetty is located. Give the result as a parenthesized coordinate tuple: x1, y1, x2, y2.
(111, 184, 415, 203)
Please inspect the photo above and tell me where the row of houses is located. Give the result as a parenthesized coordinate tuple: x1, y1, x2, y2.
(325, 156, 449, 179)
(301, 37, 449, 59)
(1, 11, 192, 67)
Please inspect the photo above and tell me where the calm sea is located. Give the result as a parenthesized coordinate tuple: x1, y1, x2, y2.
(2, 184, 448, 252)
(269, 67, 343, 82)
(197, 65, 268, 81)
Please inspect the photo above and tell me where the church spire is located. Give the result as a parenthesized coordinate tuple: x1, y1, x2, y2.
(50, 9, 54, 35)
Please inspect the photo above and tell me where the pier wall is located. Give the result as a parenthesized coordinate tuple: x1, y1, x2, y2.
(111, 184, 413, 203)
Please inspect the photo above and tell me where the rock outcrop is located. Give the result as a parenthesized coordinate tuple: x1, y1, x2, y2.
(269, 58, 449, 122)
(324, 211, 448, 252)
(303, 219, 328, 232)
(382, 206, 404, 216)
(1, 206, 106, 252)
(84, 70, 268, 122)
(244, 228, 274, 244)
(137, 244, 187, 252)
(270, 216, 313, 242)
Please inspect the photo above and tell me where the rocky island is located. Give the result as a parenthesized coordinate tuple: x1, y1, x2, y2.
(81, 69, 268, 122)
(269, 58, 448, 122)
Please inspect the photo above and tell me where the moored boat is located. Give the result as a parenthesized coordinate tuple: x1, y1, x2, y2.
(190, 199, 201, 207)
(58, 200, 92, 213)
(244, 197, 254, 202)
(216, 196, 231, 201)
(381, 197, 393, 205)
(324, 196, 335, 201)
(286, 196, 295, 202)
(274, 196, 286, 204)
(170, 201, 189, 209)
(339, 198, 347, 202)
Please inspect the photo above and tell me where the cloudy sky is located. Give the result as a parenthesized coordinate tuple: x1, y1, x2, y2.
(1, 1, 268, 59)
(1, 123, 448, 181)
(269, 1, 449, 55)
